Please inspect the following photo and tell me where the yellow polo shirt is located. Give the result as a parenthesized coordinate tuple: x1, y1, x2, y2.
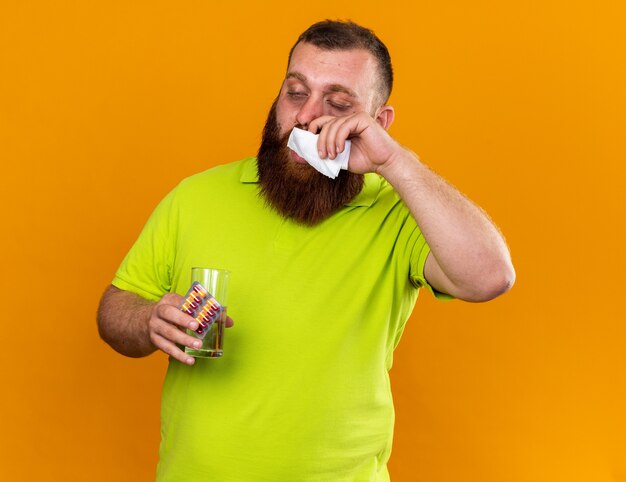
(113, 157, 442, 481)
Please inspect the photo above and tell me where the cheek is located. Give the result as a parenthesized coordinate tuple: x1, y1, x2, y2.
(274, 99, 295, 135)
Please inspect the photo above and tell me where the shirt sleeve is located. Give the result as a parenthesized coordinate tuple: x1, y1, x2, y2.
(111, 187, 179, 301)
(408, 227, 455, 301)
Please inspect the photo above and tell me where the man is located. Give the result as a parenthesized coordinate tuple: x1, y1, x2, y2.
(98, 20, 514, 481)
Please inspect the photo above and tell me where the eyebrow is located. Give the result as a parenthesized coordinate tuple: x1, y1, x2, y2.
(285, 72, 358, 98)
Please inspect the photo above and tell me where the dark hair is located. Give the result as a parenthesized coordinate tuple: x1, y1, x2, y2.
(288, 20, 393, 105)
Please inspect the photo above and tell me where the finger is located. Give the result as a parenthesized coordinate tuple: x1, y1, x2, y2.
(156, 303, 199, 331)
(225, 316, 235, 328)
(316, 117, 344, 159)
(323, 116, 350, 159)
(151, 332, 196, 365)
(316, 120, 331, 159)
(150, 310, 199, 348)
(308, 115, 335, 135)
(335, 119, 358, 155)
(161, 292, 185, 305)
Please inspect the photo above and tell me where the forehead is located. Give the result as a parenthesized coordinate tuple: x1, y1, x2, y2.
(286, 42, 379, 105)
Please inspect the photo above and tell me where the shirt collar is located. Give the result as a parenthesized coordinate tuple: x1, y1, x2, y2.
(240, 157, 380, 207)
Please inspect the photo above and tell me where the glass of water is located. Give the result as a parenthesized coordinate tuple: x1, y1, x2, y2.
(184, 267, 230, 358)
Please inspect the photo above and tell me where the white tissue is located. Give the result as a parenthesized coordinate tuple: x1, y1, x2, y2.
(287, 127, 351, 179)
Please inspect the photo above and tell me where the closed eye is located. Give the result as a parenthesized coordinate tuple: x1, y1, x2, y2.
(327, 100, 351, 112)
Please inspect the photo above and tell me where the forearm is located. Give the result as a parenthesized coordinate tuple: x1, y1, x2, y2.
(97, 285, 158, 358)
(378, 147, 515, 300)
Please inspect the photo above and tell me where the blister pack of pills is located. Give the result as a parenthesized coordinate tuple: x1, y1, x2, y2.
(179, 281, 224, 339)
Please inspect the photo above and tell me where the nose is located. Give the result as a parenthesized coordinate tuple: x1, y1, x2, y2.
(295, 96, 323, 129)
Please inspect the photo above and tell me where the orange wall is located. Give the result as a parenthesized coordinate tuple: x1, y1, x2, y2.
(1, 1, 624, 481)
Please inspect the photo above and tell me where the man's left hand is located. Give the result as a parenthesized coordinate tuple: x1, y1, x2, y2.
(307, 112, 401, 175)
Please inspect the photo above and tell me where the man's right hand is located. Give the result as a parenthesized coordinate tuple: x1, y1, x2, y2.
(148, 293, 204, 365)
(97, 285, 234, 365)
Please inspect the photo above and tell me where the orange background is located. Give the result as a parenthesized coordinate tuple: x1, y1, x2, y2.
(1, 1, 624, 481)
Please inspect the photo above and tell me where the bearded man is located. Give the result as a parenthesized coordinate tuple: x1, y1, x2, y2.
(98, 20, 515, 481)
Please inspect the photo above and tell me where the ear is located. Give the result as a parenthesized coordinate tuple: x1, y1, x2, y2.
(374, 105, 395, 130)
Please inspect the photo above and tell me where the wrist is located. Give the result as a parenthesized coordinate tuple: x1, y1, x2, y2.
(376, 146, 424, 185)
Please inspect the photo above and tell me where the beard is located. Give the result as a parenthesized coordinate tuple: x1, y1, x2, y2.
(256, 101, 364, 226)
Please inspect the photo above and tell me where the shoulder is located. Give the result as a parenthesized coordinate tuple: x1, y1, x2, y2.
(177, 157, 256, 192)
(162, 158, 258, 219)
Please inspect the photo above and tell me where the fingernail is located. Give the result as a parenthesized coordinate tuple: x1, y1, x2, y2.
(189, 321, 198, 330)
(319, 150, 324, 158)
(186, 357, 195, 365)
(194, 341, 202, 349)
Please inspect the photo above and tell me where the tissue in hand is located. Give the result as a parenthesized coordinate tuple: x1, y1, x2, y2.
(287, 127, 351, 179)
